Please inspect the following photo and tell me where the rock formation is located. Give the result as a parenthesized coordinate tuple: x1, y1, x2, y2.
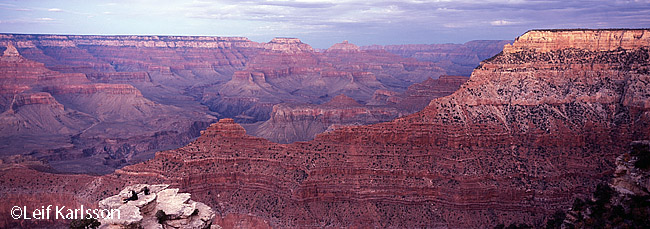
(611, 140, 650, 197)
(324, 40, 361, 53)
(504, 29, 650, 53)
(98, 184, 215, 229)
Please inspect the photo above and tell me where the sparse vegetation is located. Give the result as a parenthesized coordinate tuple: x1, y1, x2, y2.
(69, 214, 101, 229)
(155, 210, 168, 224)
(631, 142, 650, 169)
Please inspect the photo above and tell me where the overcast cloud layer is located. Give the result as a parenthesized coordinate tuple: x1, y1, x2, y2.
(1, 0, 649, 48)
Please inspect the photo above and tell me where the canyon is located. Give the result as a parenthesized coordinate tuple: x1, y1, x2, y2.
(0, 29, 648, 228)
(0, 34, 503, 174)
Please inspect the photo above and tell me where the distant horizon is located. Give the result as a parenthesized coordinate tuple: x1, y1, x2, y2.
(1, 31, 518, 48)
(1, 0, 649, 49)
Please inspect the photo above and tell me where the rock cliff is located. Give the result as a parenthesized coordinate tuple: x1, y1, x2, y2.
(504, 29, 650, 53)
(543, 140, 650, 228)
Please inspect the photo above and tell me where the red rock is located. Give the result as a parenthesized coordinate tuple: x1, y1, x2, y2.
(13, 92, 62, 108)
(503, 29, 650, 53)
(263, 38, 314, 53)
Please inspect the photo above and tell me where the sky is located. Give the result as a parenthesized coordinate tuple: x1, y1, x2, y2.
(0, 0, 649, 48)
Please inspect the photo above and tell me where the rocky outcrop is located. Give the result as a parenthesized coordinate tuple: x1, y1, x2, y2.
(98, 184, 214, 229)
(611, 140, 650, 197)
(263, 38, 314, 53)
(504, 29, 650, 53)
(2, 44, 19, 59)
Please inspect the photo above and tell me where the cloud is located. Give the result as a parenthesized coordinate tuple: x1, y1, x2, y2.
(491, 20, 515, 26)
(48, 8, 63, 12)
(37, 17, 55, 21)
